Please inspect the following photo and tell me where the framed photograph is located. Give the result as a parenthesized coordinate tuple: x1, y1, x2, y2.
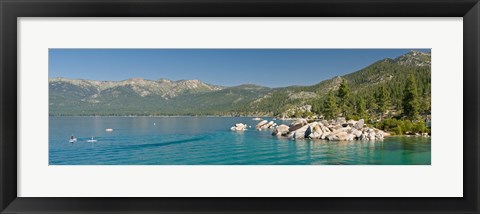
(1, 0, 479, 213)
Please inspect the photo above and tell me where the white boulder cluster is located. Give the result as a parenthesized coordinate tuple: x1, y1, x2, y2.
(230, 123, 248, 131)
(255, 120, 277, 130)
(272, 118, 388, 141)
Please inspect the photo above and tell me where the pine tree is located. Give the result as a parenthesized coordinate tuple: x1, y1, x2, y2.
(311, 98, 323, 115)
(357, 97, 367, 120)
(365, 93, 377, 113)
(375, 85, 390, 120)
(422, 83, 431, 117)
(337, 79, 351, 118)
(402, 74, 420, 120)
(324, 90, 338, 120)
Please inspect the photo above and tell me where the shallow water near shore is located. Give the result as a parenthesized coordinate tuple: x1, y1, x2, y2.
(49, 116, 431, 165)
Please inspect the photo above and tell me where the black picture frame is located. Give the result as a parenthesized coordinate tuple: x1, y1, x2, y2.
(1, 0, 479, 213)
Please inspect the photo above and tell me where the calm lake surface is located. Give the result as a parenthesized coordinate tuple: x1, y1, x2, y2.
(49, 117, 431, 165)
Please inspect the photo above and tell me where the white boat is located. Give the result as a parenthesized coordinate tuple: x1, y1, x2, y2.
(69, 134, 77, 143)
(87, 137, 97, 143)
(252, 117, 262, 121)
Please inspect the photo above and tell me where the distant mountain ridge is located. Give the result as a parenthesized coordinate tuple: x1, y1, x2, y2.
(49, 77, 225, 99)
(49, 50, 431, 116)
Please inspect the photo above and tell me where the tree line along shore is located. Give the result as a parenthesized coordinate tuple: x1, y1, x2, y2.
(232, 74, 431, 139)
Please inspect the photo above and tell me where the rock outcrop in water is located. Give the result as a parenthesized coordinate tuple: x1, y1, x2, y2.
(273, 118, 388, 141)
(230, 123, 248, 131)
(255, 120, 277, 130)
(272, 124, 290, 136)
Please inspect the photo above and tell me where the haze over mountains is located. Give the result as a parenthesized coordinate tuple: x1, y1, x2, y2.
(49, 50, 431, 116)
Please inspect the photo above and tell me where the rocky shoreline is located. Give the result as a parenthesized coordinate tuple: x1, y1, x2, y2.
(232, 118, 390, 141)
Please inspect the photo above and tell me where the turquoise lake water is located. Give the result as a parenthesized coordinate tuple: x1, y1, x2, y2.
(49, 117, 431, 165)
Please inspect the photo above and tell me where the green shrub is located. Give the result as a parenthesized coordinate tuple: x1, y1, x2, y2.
(392, 126, 403, 135)
(349, 115, 360, 121)
(412, 121, 427, 133)
(374, 118, 427, 135)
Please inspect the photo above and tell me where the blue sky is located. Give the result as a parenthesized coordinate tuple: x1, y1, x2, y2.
(49, 49, 430, 88)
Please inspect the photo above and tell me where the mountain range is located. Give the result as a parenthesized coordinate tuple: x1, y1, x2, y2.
(49, 50, 431, 116)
